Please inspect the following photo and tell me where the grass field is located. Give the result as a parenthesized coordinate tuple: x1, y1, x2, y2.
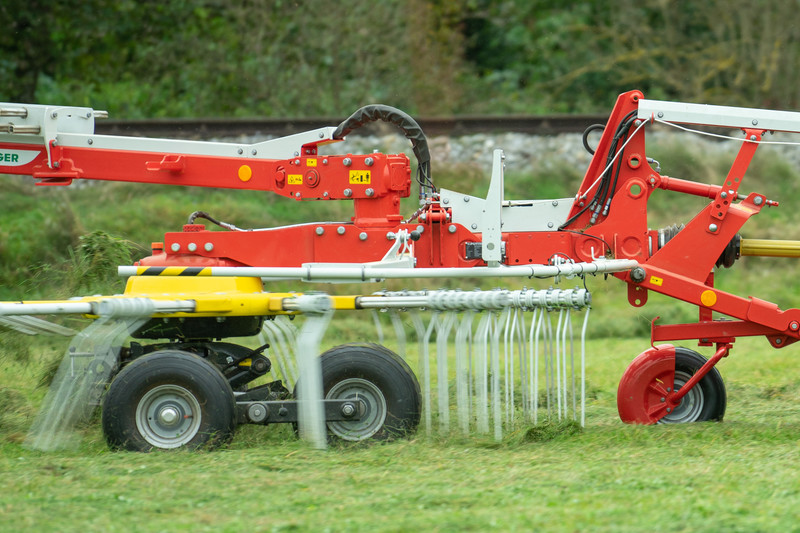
(1, 331, 799, 532)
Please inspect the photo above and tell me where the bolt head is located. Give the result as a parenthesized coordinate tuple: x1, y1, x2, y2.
(170, 243, 181, 252)
(709, 224, 718, 232)
(448, 224, 456, 233)
(315, 227, 325, 236)
(337, 226, 346, 235)
(204, 242, 214, 252)
(187, 242, 197, 252)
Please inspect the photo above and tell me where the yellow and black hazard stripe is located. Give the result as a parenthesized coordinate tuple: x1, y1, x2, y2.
(133, 267, 212, 276)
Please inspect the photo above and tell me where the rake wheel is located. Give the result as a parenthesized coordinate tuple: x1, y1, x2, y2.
(102, 350, 237, 452)
(303, 343, 421, 442)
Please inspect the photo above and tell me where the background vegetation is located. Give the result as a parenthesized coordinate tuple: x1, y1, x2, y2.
(3, 0, 800, 118)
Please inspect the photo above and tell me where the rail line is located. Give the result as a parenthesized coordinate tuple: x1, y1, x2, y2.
(95, 113, 610, 139)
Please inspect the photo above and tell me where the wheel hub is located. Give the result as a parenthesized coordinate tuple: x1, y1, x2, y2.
(326, 378, 387, 441)
(136, 384, 202, 449)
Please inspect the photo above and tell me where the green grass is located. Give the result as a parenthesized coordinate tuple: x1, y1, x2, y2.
(1, 335, 800, 532)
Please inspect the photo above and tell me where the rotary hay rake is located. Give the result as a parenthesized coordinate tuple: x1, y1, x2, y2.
(2, 90, 800, 451)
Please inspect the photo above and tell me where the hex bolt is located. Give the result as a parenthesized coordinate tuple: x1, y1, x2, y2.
(657, 111, 664, 118)
(752, 119, 759, 126)
(343, 157, 352, 166)
(323, 191, 329, 198)
(386, 232, 395, 240)
(464, 197, 470, 203)
(720, 191, 727, 199)
(547, 222, 554, 228)
(315, 226, 325, 236)
(237, 148, 244, 154)
(791, 321, 800, 331)
(295, 192, 301, 198)
(649, 177, 656, 185)
(87, 138, 93, 145)
(337, 226, 346, 235)
(709, 223, 718, 232)
(750, 135, 757, 141)
(448, 224, 456, 233)
(471, 223, 478, 230)
(51, 111, 58, 119)
(630, 266, 647, 283)
(666, 408, 672, 413)
(660, 397, 666, 402)
(776, 338, 783, 345)
(187, 243, 197, 252)
(204, 242, 214, 252)
(552, 200, 559, 206)
(341, 403, 356, 417)
(666, 387, 672, 393)
(343, 188, 352, 197)
(171, 243, 181, 252)
(754, 196, 763, 206)
(251, 149, 258, 155)
(365, 188, 374, 197)
(443, 198, 449, 204)
(359, 232, 368, 241)
(365, 157, 374, 166)
(323, 158, 328, 165)
(319, 131, 325, 138)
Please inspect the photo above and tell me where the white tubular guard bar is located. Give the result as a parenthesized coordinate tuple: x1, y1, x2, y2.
(0, 298, 196, 317)
(118, 258, 639, 282)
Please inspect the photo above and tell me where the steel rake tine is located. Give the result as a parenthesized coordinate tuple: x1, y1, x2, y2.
(474, 312, 491, 434)
(261, 319, 295, 386)
(566, 310, 576, 421)
(410, 310, 434, 435)
(436, 311, 457, 434)
(389, 309, 407, 359)
(455, 310, 474, 435)
(371, 309, 385, 344)
(274, 316, 300, 384)
(295, 308, 334, 450)
(502, 308, 511, 426)
(581, 307, 590, 427)
(491, 310, 509, 441)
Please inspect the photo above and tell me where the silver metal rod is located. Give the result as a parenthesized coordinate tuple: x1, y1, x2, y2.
(118, 259, 638, 282)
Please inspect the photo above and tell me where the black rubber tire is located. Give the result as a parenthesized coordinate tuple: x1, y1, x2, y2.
(659, 347, 726, 424)
(102, 350, 237, 452)
(298, 343, 421, 442)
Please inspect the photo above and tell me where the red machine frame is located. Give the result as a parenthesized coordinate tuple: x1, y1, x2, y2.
(2, 90, 798, 424)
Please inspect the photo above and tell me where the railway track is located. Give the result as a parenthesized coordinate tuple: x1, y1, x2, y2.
(95, 113, 610, 139)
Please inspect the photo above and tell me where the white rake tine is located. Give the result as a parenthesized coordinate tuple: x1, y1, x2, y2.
(555, 309, 564, 420)
(513, 308, 526, 423)
(436, 312, 456, 434)
(528, 308, 541, 423)
(262, 319, 297, 386)
(544, 311, 554, 420)
(474, 312, 491, 434)
(371, 309, 385, 344)
(295, 308, 334, 450)
(389, 309, 407, 359)
(491, 311, 508, 441)
(410, 310, 434, 435)
(566, 310, 576, 421)
(258, 325, 292, 386)
(455, 310, 474, 435)
(259, 322, 289, 385)
(274, 316, 300, 383)
(502, 308, 512, 426)
(580, 307, 591, 427)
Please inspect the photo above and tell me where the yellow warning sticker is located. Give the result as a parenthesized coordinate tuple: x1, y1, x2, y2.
(349, 170, 371, 184)
(288, 174, 303, 185)
(307, 158, 317, 167)
(650, 276, 663, 286)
